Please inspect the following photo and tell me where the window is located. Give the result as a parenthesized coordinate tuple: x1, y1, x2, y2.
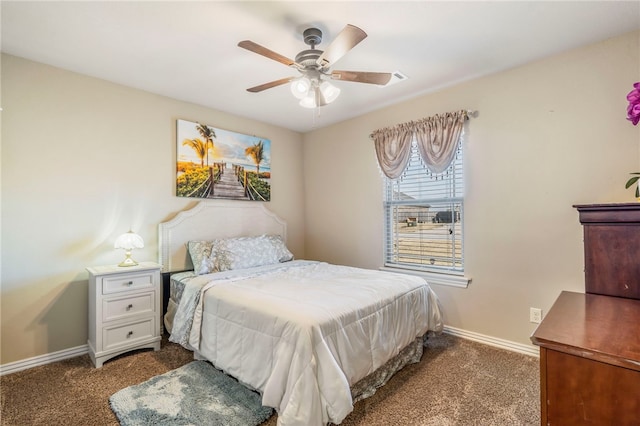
(383, 136, 465, 278)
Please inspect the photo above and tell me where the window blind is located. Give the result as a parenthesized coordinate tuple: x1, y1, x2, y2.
(383, 138, 464, 272)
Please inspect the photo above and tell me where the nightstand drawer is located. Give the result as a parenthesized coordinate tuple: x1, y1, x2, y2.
(103, 292, 155, 322)
(102, 271, 155, 295)
(103, 318, 155, 351)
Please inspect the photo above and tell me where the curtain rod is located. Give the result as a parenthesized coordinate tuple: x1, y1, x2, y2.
(369, 109, 477, 139)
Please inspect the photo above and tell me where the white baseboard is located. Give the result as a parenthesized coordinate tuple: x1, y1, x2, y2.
(443, 325, 540, 357)
(0, 326, 538, 376)
(0, 344, 88, 376)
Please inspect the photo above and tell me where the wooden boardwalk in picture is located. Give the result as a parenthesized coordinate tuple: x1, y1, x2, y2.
(208, 167, 248, 200)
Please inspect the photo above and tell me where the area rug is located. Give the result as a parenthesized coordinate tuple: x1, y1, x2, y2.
(109, 360, 273, 426)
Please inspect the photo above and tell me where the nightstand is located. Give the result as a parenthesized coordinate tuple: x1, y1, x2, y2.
(86, 262, 162, 368)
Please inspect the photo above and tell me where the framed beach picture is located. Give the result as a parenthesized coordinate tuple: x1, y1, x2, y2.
(176, 119, 271, 201)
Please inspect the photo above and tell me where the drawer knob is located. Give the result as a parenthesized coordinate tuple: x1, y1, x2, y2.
(126, 304, 133, 311)
(127, 331, 133, 338)
(125, 281, 133, 286)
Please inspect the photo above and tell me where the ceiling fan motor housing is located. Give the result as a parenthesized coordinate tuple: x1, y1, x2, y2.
(295, 49, 323, 68)
(296, 28, 324, 69)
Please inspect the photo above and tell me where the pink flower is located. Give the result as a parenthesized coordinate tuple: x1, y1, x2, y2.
(627, 82, 640, 125)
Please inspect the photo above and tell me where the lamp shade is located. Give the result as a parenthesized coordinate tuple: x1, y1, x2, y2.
(299, 92, 317, 108)
(320, 81, 340, 103)
(114, 231, 144, 267)
(114, 231, 144, 250)
(290, 77, 311, 99)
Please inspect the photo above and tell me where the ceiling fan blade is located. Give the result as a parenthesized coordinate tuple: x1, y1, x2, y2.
(238, 40, 298, 67)
(246, 77, 295, 93)
(316, 24, 367, 68)
(331, 70, 392, 85)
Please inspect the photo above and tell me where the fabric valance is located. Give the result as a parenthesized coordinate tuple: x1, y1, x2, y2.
(371, 109, 468, 179)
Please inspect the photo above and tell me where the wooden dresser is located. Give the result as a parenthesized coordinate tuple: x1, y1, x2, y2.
(531, 203, 640, 425)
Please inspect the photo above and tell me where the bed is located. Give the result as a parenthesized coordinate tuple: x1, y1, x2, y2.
(159, 201, 443, 426)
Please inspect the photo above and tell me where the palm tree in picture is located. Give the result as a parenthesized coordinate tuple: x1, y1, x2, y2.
(245, 140, 265, 175)
(196, 123, 216, 167)
(182, 138, 209, 167)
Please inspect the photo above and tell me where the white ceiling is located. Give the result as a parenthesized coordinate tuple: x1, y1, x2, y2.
(2, 1, 639, 133)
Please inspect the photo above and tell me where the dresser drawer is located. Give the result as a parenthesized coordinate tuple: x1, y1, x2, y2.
(103, 292, 155, 322)
(102, 271, 155, 295)
(103, 318, 155, 351)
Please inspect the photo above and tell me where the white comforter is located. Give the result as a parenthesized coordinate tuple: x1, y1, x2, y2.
(171, 260, 442, 426)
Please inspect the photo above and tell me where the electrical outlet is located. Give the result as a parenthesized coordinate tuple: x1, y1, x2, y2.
(530, 307, 542, 324)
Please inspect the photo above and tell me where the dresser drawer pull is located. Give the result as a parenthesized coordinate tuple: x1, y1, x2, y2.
(127, 331, 133, 338)
(126, 304, 133, 311)
(125, 281, 133, 286)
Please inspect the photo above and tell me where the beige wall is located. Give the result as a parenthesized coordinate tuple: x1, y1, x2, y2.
(2, 30, 639, 365)
(303, 31, 640, 348)
(0, 54, 305, 364)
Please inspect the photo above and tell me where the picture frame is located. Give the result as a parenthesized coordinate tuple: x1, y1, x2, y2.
(176, 119, 271, 201)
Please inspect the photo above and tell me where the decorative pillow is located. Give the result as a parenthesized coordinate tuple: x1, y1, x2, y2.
(264, 234, 294, 262)
(187, 240, 216, 275)
(189, 235, 294, 274)
(218, 236, 282, 271)
(212, 240, 232, 272)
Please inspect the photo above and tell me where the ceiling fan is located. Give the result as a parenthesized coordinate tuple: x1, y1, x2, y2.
(238, 24, 392, 108)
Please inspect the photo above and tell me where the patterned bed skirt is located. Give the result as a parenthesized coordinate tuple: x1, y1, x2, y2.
(350, 333, 429, 404)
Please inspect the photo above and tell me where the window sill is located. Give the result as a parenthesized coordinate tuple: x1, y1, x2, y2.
(379, 266, 471, 288)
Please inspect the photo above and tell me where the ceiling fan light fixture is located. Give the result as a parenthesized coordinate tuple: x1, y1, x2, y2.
(299, 80, 340, 108)
(290, 77, 311, 99)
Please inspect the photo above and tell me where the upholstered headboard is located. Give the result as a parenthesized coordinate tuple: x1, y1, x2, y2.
(158, 201, 287, 273)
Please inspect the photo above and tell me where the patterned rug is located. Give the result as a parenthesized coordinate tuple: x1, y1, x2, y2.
(109, 360, 273, 426)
